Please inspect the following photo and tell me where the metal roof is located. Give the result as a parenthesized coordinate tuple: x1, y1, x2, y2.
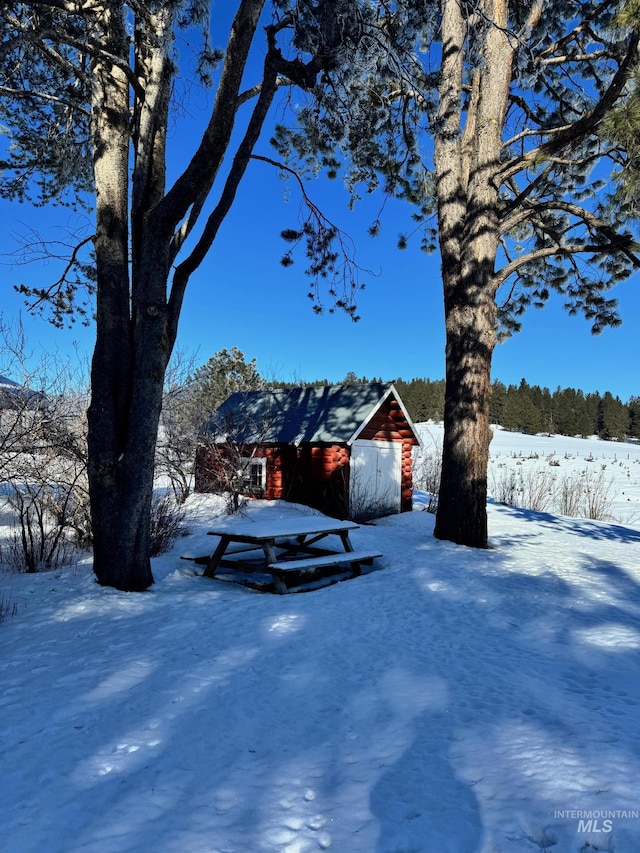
(0, 374, 44, 408)
(203, 382, 416, 446)
(0, 374, 21, 390)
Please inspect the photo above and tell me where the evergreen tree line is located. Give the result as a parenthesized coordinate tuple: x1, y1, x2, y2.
(394, 377, 640, 441)
(183, 351, 639, 448)
(299, 373, 639, 441)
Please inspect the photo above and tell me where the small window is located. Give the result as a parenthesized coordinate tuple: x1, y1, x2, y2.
(241, 457, 266, 492)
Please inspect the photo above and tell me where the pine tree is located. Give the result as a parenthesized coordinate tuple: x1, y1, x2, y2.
(0, 2, 369, 590)
(189, 348, 264, 421)
(586, 393, 603, 436)
(490, 381, 507, 426)
(553, 387, 580, 437)
(598, 391, 631, 439)
(276, 0, 640, 547)
(629, 397, 640, 438)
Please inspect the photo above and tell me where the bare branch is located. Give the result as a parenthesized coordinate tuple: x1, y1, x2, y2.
(154, 0, 268, 239)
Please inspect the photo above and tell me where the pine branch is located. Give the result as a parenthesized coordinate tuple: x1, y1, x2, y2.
(501, 198, 640, 265)
(0, 85, 91, 118)
(496, 238, 639, 289)
(500, 32, 640, 182)
(3, 7, 143, 97)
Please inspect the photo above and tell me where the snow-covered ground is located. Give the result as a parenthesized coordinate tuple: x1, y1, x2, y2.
(418, 423, 640, 527)
(1, 429, 640, 852)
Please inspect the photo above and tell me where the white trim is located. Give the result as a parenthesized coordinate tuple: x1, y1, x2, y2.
(240, 456, 266, 491)
(388, 383, 422, 445)
(346, 384, 421, 446)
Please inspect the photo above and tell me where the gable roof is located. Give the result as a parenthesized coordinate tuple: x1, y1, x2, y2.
(0, 374, 21, 391)
(203, 382, 419, 446)
(0, 374, 45, 409)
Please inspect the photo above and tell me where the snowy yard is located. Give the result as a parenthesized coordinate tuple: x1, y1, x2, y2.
(1, 429, 640, 852)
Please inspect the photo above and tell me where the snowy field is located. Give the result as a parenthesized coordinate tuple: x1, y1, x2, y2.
(2, 428, 640, 852)
(418, 423, 640, 527)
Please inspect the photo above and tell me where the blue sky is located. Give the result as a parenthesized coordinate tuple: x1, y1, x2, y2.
(2, 159, 638, 401)
(1, 6, 639, 402)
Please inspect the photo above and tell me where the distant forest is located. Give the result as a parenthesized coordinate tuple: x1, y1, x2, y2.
(395, 378, 640, 440)
(276, 374, 639, 440)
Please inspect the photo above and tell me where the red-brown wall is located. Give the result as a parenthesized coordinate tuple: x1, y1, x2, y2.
(357, 397, 420, 444)
(281, 444, 350, 518)
(195, 392, 419, 517)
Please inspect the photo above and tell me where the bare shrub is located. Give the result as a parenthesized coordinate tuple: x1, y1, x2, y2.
(197, 440, 263, 514)
(413, 447, 442, 494)
(582, 467, 615, 521)
(423, 491, 439, 514)
(156, 350, 200, 505)
(555, 471, 585, 517)
(491, 468, 519, 506)
(0, 590, 18, 623)
(413, 437, 442, 513)
(553, 467, 614, 520)
(52, 475, 92, 548)
(1, 342, 92, 557)
(349, 470, 396, 522)
(196, 398, 275, 514)
(492, 463, 615, 522)
(1, 483, 79, 573)
(491, 466, 555, 512)
(517, 467, 556, 512)
(149, 491, 191, 557)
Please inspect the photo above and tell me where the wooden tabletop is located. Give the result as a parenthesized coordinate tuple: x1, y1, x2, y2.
(206, 516, 358, 542)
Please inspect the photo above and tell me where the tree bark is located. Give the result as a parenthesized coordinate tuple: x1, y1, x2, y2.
(434, 274, 497, 547)
(434, 0, 512, 548)
(86, 0, 269, 591)
(86, 3, 176, 591)
(86, 3, 158, 591)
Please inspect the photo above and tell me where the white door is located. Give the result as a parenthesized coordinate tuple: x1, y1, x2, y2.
(350, 440, 401, 518)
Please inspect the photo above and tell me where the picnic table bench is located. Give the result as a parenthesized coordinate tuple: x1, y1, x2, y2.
(183, 516, 381, 593)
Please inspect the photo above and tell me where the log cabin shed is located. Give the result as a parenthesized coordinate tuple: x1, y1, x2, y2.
(195, 382, 421, 520)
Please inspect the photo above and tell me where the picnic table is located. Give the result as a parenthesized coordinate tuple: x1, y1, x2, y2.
(186, 515, 381, 593)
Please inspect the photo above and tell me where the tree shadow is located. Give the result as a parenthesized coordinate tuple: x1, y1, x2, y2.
(492, 501, 640, 544)
(367, 524, 640, 851)
(4, 507, 640, 852)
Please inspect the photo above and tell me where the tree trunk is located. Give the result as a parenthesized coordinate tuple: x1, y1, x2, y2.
(86, 4, 166, 591)
(85, 1, 267, 590)
(434, 277, 496, 547)
(433, 0, 512, 548)
(88, 328, 171, 591)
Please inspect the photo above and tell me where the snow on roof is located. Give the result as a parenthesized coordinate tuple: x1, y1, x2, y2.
(0, 374, 45, 408)
(203, 382, 415, 445)
(0, 374, 21, 390)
